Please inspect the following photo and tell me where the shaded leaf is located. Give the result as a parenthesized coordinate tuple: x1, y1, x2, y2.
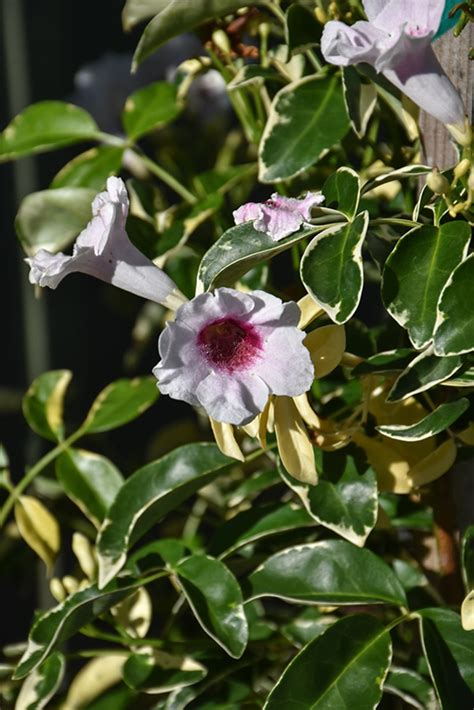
(342, 66, 377, 139)
(377, 398, 469, 441)
(122, 81, 182, 140)
(15, 652, 65, 710)
(435, 253, 474, 356)
(15, 496, 60, 574)
(51, 146, 124, 190)
(82, 377, 159, 434)
(353, 349, 414, 376)
(322, 167, 361, 219)
(123, 650, 206, 694)
(285, 5, 322, 58)
(387, 350, 462, 402)
(264, 615, 391, 709)
(361, 165, 431, 194)
(22, 370, 72, 442)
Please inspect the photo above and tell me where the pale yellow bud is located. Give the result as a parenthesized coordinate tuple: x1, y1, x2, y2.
(468, 169, 474, 192)
(426, 170, 450, 195)
(212, 29, 232, 55)
(454, 158, 471, 180)
(315, 7, 327, 23)
(447, 118, 472, 148)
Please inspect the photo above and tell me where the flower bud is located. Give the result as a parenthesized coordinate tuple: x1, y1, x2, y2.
(447, 118, 472, 147)
(453, 158, 471, 180)
(212, 30, 232, 56)
(468, 169, 474, 192)
(426, 170, 450, 195)
(315, 7, 327, 23)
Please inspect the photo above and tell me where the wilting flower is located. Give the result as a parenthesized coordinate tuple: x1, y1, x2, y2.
(153, 288, 314, 426)
(321, 0, 467, 135)
(233, 192, 325, 241)
(26, 177, 186, 310)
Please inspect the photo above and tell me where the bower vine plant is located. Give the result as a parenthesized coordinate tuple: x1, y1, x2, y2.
(2, 0, 474, 707)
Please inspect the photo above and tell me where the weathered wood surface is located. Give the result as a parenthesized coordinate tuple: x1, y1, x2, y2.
(420, 24, 474, 166)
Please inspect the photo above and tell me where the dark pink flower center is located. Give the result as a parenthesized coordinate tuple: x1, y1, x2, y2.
(197, 317, 262, 372)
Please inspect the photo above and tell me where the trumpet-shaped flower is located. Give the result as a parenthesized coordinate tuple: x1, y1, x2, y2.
(233, 192, 324, 241)
(26, 177, 186, 310)
(153, 288, 314, 426)
(321, 0, 466, 133)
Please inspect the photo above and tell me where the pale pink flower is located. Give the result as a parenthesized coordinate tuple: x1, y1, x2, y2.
(321, 0, 466, 132)
(153, 288, 314, 425)
(233, 192, 325, 241)
(26, 177, 186, 310)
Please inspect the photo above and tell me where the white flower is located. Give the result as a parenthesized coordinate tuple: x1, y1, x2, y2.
(321, 0, 466, 133)
(233, 192, 324, 241)
(26, 177, 186, 310)
(153, 288, 314, 425)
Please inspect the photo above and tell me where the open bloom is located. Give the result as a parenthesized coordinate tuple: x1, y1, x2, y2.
(321, 0, 466, 133)
(233, 192, 324, 241)
(26, 177, 186, 310)
(153, 288, 314, 425)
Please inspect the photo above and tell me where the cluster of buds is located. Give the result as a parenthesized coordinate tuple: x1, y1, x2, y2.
(426, 153, 474, 217)
(315, 0, 356, 24)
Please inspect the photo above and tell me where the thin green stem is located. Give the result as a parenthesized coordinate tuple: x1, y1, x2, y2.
(131, 150, 197, 205)
(245, 441, 278, 464)
(0, 428, 85, 527)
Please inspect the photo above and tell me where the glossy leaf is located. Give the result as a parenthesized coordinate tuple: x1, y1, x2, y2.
(342, 66, 377, 138)
(435, 253, 474, 356)
(377, 398, 469, 441)
(15, 652, 65, 710)
(247, 540, 407, 606)
(122, 0, 167, 30)
(51, 145, 124, 190)
(208, 502, 315, 558)
(301, 211, 369, 324)
(387, 350, 462, 402)
(227, 66, 283, 91)
(197, 222, 318, 293)
(16, 187, 95, 256)
(322, 167, 361, 219)
(56, 448, 124, 525)
(122, 81, 182, 140)
(14, 496, 60, 574)
(384, 666, 436, 709)
(361, 165, 431, 194)
(282, 608, 337, 648)
(97, 444, 233, 587)
(278, 451, 378, 547)
(174, 554, 248, 658)
(285, 5, 322, 57)
(82, 377, 158, 434)
(259, 74, 349, 182)
(133, 0, 264, 69)
(0, 101, 99, 162)
(14, 581, 137, 679)
(264, 615, 392, 709)
(353, 349, 414, 376)
(22, 370, 72, 442)
(418, 608, 474, 708)
(123, 650, 206, 693)
(382, 223, 471, 349)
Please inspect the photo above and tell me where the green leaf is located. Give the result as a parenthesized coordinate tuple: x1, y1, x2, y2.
(300, 211, 369, 324)
(15, 652, 65, 710)
(197, 222, 318, 293)
(322, 167, 361, 219)
(361, 165, 431, 194)
(0, 101, 99, 162)
(128, 539, 188, 574)
(13, 581, 138, 679)
(259, 74, 350, 183)
(247, 540, 407, 606)
(123, 650, 206, 694)
(278, 451, 378, 547)
(22, 370, 72, 442)
(122, 81, 182, 140)
(353, 348, 414, 376)
(435, 253, 474, 356)
(285, 5, 322, 58)
(173, 554, 248, 658)
(264, 615, 392, 709)
(382, 223, 471, 349)
(384, 666, 436, 709)
(51, 146, 124, 190)
(122, 0, 167, 30)
(462, 526, 474, 590)
(132, 0, 264, 69)
(282, 608, 337, 648)
(208, 502, 315, 558)
(16, 187, 95, 256)
(56, 448, 124, 525)
(377, 398, 469, 441)
(418, 608, 474, 708)
(227, 66, 283, 91)
(97, 443, 233, 587)
(387, 350, 462, 402)
(82, 377, 159, 434)
(342, 66, 377, 139)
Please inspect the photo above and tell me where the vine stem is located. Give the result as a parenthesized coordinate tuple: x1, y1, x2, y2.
(0, 428, 85, 527)
(130, 149, 198, 205)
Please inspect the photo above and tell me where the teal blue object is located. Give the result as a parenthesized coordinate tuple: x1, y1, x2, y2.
(434, 0, 459, 39)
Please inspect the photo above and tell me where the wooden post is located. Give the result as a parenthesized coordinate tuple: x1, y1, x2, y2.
(420, 24, 474, 167)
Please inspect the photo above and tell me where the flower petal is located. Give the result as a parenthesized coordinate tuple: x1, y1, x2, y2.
(274, 396, 318, 485)
(196, 371, 270, 426)
(233, 202, 262, 225)
(253, 329, 314, 396)
(321, 20, 385, 67)
(254, 204, 303, 241)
